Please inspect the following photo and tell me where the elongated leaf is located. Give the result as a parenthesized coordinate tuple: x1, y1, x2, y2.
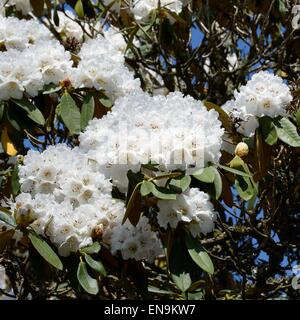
(122, 182, 142, 225)
(59, 92, 81, 135)
(274, 117, 300, 147)
(185, 233, 214, 275)
(0, 229, 15, 253)
(99, 94, 112, 108)
(12, 99, 45, 125)
(80, 242, 101, 255)
(152, 186, 177, 200)
(169, 175, 191, 193)
(203, 101, 233, 132)
(28, 232, 63, 270)
(140, 180, 155, 196)
(43, 84, 61, 95)
(169, 234, 192, 292)
(77, 261, 99, 295)
(84, 255, 107, 276)
(53, 5, 60, 26)
(6, 108, 22, 131)
(1, 127, 18, 156)
(148, 286, 173, 296)
(80, 94, 95, 130)
(212, 167, 222, 199)
(235, 175, 255, 201)
(230, 156, 257, 200)
(75, 0, 84, 18)
(217, 164, 252, 177)
(259, 116, 278, 146)
(296, 108, 300, 126)
(0, 208, 16, 227)
(193, 167, 215, 183)
(11, 165, 20, 196)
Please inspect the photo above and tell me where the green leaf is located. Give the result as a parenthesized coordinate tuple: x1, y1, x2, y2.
(12, 99, 45, 125)
(212, 167, 222, 199)
(185, 233, 214, 275)
(148, 286, 173, 296)
(75, 0, 84, 18)
(229, 156, 257, 201)
(80, 94, 95, 130)
(99, 94, 112, 108)
(169, 234, 192, 293)
(296, 108, 300, 126)
(169, 175, 191, 193)
(140, 180, 155, 196)
(28, 232, 63, 270)
(77, 261, 99, 295)
(0, 208, 16, 227)
(53, 5, 60, 26)
(235, 175, 255, 201)
(59, 92, 81, 135)
(43, 84, 61, 95)
(193, 167, 215, 183)
(276, 0, 287, 15)
(84, 255, 107, 276)
(203, 101, 233, 132)
(259, 116, 278, 146)
(217, 164, 252, 177)
(152, 185, 177, 200)
(11, 165, 20, 196)
(80, 242, 101, 255)
(274, 117, 300, 147)
(6, 107, 22, 131)
(122, 182, 143, 225)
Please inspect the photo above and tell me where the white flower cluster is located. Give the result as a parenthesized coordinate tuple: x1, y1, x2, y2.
(79, 91, 224, 191)
(157, 188, 217, 237)
(71, 35, 141, 101)
(223, 71, 292, 136)
(103, 0, 185, 21)
(11, 144, 161, 260)
(103, 27, 127, 54)
(12, 144, 118, 256)
(131, 0, 184, 21)
(0, 0, 32, 15)
(0, 16, 52, 50)
(51, 11, 83, 41)
(109, 216, 162, 262)
(0, 40, 73, 100)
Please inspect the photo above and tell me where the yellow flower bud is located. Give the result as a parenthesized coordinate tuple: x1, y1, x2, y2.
(234, 142, 249, 158)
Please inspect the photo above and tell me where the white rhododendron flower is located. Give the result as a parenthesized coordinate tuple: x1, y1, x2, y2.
(10, 144, 162, 261)
(50, 11, 84, 41)
(71, 35, 141, 101)
(79, 91, 224, 191)
(103, 27, 127, 53)
(131, 0, 184, 21)
(157, 188, 217, 236)
(223, 71, 292, 136)
(103, 0, 185, 21)
(110, 216, 162, 262)
(0, 16, 53, 50)
(0, 40, 72, 100)
(12, 145, 120, 256)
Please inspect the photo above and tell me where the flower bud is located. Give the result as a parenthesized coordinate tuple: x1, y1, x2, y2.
(234, 142, 249, 158)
